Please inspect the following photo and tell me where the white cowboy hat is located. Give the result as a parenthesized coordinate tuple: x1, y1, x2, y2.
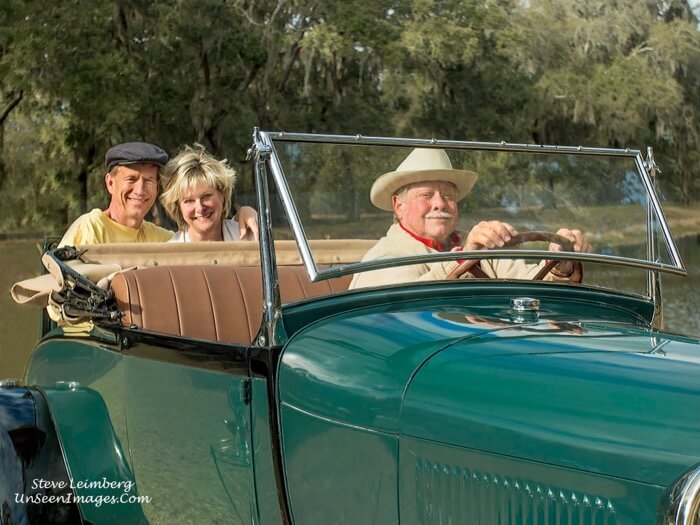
(370, 148, 478, 211)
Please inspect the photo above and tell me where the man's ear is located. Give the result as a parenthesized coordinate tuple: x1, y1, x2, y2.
(105, 171, 115, 196)
(392, 194, 403, 219)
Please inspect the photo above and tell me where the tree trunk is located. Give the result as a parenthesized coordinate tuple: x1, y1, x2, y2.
(78, 166, 88, 215)
(0, 124, 5, 193)
(677, 140, 690, 205)
(78, 143, 97, 214)
(0, 90, 24, 192)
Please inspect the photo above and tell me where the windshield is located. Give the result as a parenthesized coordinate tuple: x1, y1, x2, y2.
(254, 132, 685, 296)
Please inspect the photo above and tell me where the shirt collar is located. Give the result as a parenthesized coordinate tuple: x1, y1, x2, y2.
(398, 222, 461, 252)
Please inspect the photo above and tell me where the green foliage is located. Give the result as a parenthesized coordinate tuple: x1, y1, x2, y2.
(0, 0, 698, 233)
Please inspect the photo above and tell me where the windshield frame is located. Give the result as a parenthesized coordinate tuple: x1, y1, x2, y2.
(253, 130, 686, 284)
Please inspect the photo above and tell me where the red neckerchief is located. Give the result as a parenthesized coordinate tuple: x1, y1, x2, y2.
(398, 222, 462, 252)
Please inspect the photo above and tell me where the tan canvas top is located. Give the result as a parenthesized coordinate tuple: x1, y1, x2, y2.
(74, 239, 374, 267)
(10, 239, 375, 314)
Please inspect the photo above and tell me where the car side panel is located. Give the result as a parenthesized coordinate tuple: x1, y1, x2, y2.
(278, 306, 473, 523)
(277, 291, 696, 524)
(25, 335, 259, 525)
(398, 332, 700, 523)
(250, 378, 284, 525)
(40, 385, 149, 524)
(399, 435, 660, 524)
(122, 342, 256, 525)
(25, 338, 143, 524)
(281, 403, 398, 524)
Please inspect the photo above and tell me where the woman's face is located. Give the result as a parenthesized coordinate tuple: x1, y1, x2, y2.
(179, 183, 225, 241)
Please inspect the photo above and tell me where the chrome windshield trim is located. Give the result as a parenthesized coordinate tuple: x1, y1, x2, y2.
(645, 147, 664, 327)
(259, 131, 319, 281)
(252, 130, 285, 346)
(634, 151, 684, 270)
(260, 130, 687, 288)
(265, 131, 641, 157)
(312, 250, 687, 281)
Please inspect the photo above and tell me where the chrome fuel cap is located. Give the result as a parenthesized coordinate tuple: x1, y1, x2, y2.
(510, 297, 540, 312)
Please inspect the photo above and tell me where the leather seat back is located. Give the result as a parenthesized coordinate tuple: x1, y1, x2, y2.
(110, 265, 351, 345)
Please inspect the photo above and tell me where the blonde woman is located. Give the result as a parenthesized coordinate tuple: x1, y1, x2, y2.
(160, 144, 258, 242)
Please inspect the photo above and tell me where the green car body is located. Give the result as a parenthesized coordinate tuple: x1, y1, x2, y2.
(3, 132, 700, 524)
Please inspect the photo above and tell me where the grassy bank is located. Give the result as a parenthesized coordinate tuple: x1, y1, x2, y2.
(295, 203, 700, 247)
(1, 239, 44, 378)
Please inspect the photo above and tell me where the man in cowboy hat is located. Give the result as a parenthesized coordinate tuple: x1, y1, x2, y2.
(349, 148, 591, 289)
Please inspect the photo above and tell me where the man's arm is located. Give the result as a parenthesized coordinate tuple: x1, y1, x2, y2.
(349, 260, 459, 289)
(546, 228, 591, 281)
(234, 205, 259, 240)
(463, 221, 591, 283)
(59, 215, 94, 247)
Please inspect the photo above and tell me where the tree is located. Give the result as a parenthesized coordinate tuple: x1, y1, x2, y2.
(0, 0, 25, 193)
(16, 1, 168, 220)
(382, 0, 531, 140)
(504, 0, 700, 201)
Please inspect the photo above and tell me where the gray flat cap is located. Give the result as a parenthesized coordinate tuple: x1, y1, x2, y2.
(105, 142, 169, 172)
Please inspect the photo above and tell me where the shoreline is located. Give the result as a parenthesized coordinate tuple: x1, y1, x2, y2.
(1, 230, 700, 247)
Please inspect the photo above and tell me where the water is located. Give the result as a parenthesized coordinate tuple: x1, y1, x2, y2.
(1, 236, 699, 379)
(0, 240, 45, 379)
(660, 234, 700, 337)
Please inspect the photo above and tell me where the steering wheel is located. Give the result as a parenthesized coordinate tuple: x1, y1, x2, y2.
(445, 231, 575, 280)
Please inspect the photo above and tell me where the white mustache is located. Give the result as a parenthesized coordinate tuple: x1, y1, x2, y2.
(425, 212, 453, 219)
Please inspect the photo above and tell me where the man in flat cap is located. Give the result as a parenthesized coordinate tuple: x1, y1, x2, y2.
(349, 148, 591, 289)
(60, 142, 257, 246)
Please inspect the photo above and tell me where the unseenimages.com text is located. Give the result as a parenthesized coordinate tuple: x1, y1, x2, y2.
(15, 492, 151, 507)
(15, 478, 151, 507)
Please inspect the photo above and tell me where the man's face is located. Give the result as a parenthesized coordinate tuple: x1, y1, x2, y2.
(105, 163, 159, 227)
(392, 181, 459, 243)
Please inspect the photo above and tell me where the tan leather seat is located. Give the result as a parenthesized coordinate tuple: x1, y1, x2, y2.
(110, 266, 351, 345)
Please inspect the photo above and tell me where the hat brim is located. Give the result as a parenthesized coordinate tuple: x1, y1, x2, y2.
(370, 169, 478, 211)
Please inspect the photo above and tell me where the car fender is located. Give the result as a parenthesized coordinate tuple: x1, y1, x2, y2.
(0, 382, 82, 524)
(38, 382, 149, 525)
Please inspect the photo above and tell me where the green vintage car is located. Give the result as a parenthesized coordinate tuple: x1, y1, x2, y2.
(3, 130, 700, 524)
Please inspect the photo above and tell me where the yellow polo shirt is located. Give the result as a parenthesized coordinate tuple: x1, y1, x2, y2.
(59, 209, 173, 246)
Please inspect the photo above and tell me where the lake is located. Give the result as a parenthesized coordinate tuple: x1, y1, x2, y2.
(1, 236, 699, 379)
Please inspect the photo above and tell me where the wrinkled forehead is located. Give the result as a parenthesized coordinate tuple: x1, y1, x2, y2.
(111, 162, 159, 180)
(399, 180, 458, 195)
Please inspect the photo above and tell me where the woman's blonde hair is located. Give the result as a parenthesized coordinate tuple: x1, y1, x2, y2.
(160, 144, 237, 229)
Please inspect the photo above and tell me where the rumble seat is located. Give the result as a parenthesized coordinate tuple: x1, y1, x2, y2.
(110, 265, 352, 345)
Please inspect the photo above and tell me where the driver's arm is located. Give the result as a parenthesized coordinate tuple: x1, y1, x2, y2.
(463, 221, 590, 283)
(464, 220, 518, 250)
(463, 220, 554, 280)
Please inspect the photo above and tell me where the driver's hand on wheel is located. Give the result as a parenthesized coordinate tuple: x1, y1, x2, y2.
(547, 228, 592, 277)
(464, 221, 518, 250)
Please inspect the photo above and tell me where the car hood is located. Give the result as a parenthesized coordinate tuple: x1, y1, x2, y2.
(401, 319, 700, 486)
(280, 301, 700, 486)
